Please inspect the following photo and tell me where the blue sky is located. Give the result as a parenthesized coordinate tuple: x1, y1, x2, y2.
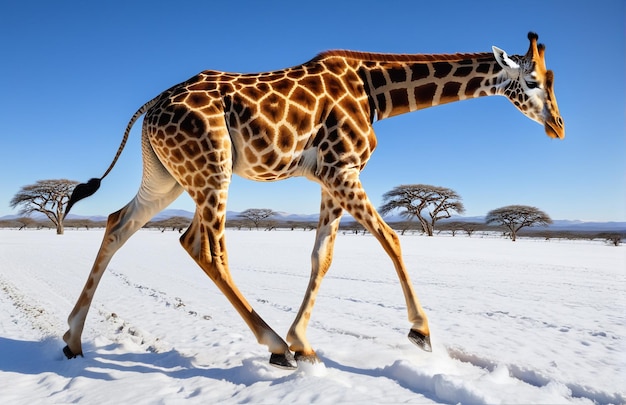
(1, 1, 624, 221)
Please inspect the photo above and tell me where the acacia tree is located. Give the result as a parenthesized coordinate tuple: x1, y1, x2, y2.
(238, 208, 276, 230)
(379, 184, 465, 236)
(485, 205, 552, 241)
(10, 179, 79, 235)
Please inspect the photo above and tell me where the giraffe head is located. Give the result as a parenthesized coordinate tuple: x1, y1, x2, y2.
(492, 32, 564, 139)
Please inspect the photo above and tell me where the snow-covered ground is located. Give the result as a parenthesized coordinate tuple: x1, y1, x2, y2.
(0, 228, 624, 404)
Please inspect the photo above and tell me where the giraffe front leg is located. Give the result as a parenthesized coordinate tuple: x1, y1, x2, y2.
(327, 173, 432, 353)
(287, 191, 343, 364)
(180, 211, 297, 370)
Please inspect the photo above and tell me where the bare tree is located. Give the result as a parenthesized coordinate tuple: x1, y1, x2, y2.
(379, 184, 465, 236)
(596, 232, 623, 247)
(16, 217, 36, 230)
(460, 222, 482, 237)
(10, 179, 79, 235)
(485, 205, 552, 241)
(147, 216, 191, 233)
(238, 208, 276, 230)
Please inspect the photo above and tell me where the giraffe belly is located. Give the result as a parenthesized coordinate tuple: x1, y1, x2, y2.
(232, 146, 317, 182)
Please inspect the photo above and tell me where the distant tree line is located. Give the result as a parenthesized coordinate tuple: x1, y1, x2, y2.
(5, 179, 624, 246)
(2, 213, 623, 245)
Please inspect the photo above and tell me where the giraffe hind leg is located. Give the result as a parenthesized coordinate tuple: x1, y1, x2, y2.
(287, 190, 343, 364)
(63, 138, 183, 358)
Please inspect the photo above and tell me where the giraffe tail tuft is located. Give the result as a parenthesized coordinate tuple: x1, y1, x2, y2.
(64, 177, 102, 219)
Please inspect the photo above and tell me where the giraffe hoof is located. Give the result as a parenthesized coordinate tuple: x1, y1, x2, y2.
(269, 350, 297, 370)
(408, 329, 432, 352)
(294, 350, 321, 364)
(62, 345, 82, 359)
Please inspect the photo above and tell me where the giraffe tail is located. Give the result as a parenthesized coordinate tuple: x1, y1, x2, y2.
(64, 96, 161, 219)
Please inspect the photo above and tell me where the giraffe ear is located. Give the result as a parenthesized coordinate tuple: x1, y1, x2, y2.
(492, 46, 520, 70)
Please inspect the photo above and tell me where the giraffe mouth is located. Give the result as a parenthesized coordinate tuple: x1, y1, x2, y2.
(544, 115, 565, 139)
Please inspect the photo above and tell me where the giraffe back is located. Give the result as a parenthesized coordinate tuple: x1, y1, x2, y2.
(144, 57, 377, 183)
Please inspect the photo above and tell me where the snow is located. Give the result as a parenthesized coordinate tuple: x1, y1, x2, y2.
(0, 228, 624, 404)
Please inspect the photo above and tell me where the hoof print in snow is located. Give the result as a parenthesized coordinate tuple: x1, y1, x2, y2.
(408, 329, 432, 352)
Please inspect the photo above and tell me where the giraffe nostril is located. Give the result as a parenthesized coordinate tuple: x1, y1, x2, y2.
(556, 116, 564, 127)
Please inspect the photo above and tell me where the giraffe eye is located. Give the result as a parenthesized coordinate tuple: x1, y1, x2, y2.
(526, 80, 539, 89)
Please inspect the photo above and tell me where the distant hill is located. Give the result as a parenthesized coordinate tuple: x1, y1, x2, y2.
(1, 209, 624, 232)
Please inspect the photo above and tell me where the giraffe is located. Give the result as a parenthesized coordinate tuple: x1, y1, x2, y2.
(62, 32, 563, 369)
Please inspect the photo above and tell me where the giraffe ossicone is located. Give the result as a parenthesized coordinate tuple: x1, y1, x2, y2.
(62, 32, 563, 369)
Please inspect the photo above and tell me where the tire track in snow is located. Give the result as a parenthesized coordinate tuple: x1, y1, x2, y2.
(0, 274, 63, 338)
(0, 267, 171, 358)
(108, 269, 213, 320)
(92, 307, 170, 354)
(447, 347, 624, 405)
(82, 269, 216, 355)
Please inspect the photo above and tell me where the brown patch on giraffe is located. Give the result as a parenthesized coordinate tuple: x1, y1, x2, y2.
(202, 206, 214, 224)
(323, 59, 348, 76)
(236, 76, 257, 86)
(284, 67, 305, 80)
(186, 93, 210, 108)
(187, 80, 217, 92)
(441, 82, 462, 102)
(375, 93, 387, 114)
(171, 106, 188, 124)
(389, 89, 410, 116)
(165, 125, 177, 136)
(433, 62, 453, 78)
(170, 149, 184, 163)
(387, 66, 407, 83)
(240, 84, 263, 101)
(251, 134, 270, 151)
(300, 76, 324, 96)
(324, 76, 346, 100)
(476, 63, 491, 74)
(273, 78, 296, 95)
(291, 86, 318, 111)
(181, 140, 202, 158)
(286, 105, 312, 134)
(410, 64, 430, 80)
(157, 111, 173, 127)
(341, 97, 363, 117)
(465, 77, 484, 96)
(261, 150, 278, 166)
(243, 146, 259, 164)
(193, 173, 207, 188)
(260, 93, 286, 123)
(414, 83, 437, 108)
(369, 69, 387, 89)
(275, 156, 291, 172)
(453, 66, 473, 77)
(173, 93, 186, 103)
(219, 83, 235, 95)
(277, 125, 294, 152)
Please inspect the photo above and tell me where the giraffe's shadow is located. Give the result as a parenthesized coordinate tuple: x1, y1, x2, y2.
(0, 336, 287, 386)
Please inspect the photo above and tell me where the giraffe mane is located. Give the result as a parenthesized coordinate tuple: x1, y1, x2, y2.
(313, 50, 494, 63)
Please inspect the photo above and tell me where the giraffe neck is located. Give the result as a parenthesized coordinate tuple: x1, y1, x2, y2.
(344, 51, 506, 120)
